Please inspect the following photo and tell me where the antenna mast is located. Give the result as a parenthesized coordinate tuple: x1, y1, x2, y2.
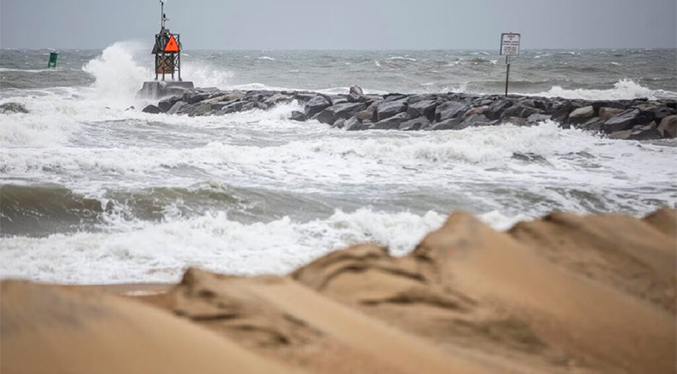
(160, 0, 167, 29)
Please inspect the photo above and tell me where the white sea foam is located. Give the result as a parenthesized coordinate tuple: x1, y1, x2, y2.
(0, 205, 537, 284)
(537, 78, 674, 100)
(0, 208, 447, 284)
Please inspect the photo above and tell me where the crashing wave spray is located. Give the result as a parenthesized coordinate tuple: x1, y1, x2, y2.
(82, 41, 152, 105)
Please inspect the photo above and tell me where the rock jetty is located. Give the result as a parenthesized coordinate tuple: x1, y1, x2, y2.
(142, 86, 677, 140)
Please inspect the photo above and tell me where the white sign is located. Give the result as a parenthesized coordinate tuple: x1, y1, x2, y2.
(500, 33, 521, 56)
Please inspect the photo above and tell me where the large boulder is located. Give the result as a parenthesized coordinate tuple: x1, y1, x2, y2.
(373, 112, 410, 130)
(611, 124, 663, 141)
(346, 119, 373, 131)
(652, 107, 676, 122)
(182, 91, 211, 104)
(349, 86, 364, 96)
(304, 96, 332, 118)
(222, 90, 244, 101)
(217, 101, 255, 115)
(484, 100, 513, 120)
(568, 106, 595, 122)
(0, 102, 29, 114)
(211, 100, 239, 111)
(551, 102, 577, 123)
(435, 101, 470, 122)
(431, 118, 466, 131)
(188, 103, 213, 117)
(142, 104, 162, 114)
(167, 101, 187, 115)
(526, 114, 552, 126)
(376, 99, 408, 121)
(462, 114, 494, 127)
(343, 117, 360, 130)
(601, 109, 650, 133)
(501, 104, 541, 120)
(264, 93, 293, 106)
(290, 111, 307, 122)
(658, 115, 677, 138)
(294, 92, 317, 103)
(355, 105, 377, 122)
(399, 117, 431, 131)
(157, 96, 181, 112)
(314, 102, 366, 125)
(599, 107, 625, 122)
(406, 100, 437, 121)
(592, 101, 626, 114)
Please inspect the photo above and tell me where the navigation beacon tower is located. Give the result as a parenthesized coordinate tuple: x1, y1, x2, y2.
(152, 0, 182, 81)
(140, 0, 193, 98)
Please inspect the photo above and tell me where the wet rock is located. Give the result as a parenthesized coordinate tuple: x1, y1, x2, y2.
(652, 107, 675, 122)
(376, 99, 408, 121)
(346, 119, 373, 131)
(601, 109, 648, 133)
(658, 115, 677, 138)
(599, 107, 625, 122)
(431, 118, 466, 131)
(464, 106, 489, 118)
(526, 114, 551, 126)
(265, 93, 293, 106)
(304, 96, 332, 118)
(182, 91, 211, 104)
(373, 112, 410, 130)
(330, 96, 349, 106)
(211, 100, 238, 111)
(609, 130, 632, 140)
(504, 117, 528, 127)
(167, 101, 187, 115)
(290, 111, 307, 122)
(0, 102, 29, 114)
(383, 93, 408, 102)
(254, 102, 270, 110)
(343, 117, 360, 130)
(435, 101, 470, 122)
(356, 105, 377, 122)
(612, 124, 662, 141)
(315, 103, 367, 125)
(223, 90, 244, 101)
(520, 99, 547, 111)
(551, 102, 577, 123)
(350, 86, 364, 96)
(407, 100, 437, 121)
(501, 104, 541, 120)
(592, 101, 626, 114)
(485, 100, 513, 120)
(462, 114, 494, 127)
(294, 92, 318, 103)
(568, 106, 595, 122)
(189, 103, 213, 117)
(142, 104, 162, 114)
(332, 118, 346, 129)
(218, 101, 255, 115)
(157, 96, 181, 112)
(399, 117, 431, 131)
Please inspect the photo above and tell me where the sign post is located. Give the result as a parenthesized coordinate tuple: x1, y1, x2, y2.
(500, 33, 520, 97)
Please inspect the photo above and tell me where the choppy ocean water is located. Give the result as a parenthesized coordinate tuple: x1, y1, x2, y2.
(1, 43, 676, 284)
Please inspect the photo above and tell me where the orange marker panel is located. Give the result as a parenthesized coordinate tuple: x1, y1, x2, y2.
(165, 35, 179, 53)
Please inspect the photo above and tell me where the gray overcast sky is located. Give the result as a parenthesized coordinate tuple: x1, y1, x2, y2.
(1, 0, 676, 50)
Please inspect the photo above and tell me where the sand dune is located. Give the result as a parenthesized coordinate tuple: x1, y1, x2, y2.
(2, 208, 675, 374)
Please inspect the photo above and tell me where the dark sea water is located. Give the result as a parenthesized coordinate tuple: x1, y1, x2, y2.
(1, 44, 676, 284)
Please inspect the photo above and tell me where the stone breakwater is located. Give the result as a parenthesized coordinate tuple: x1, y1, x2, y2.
(142, 86, 677, 140)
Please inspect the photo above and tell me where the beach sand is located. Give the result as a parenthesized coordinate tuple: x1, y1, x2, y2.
(2, 208, 675, 374)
